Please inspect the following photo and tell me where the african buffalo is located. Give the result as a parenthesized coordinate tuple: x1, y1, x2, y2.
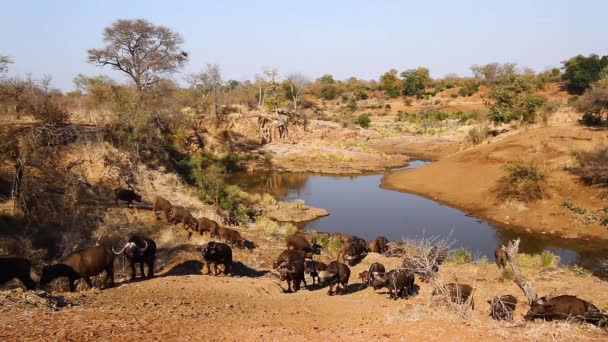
(40, 245, 115, 292)
(363, 262, 386, 288)
(524, 295, 599, 322)
(285, 233, 317, 254)
(114, 187, 142, 207)
(367, 237, 389, 254)
(113, 235, 156, 280)
(495, 246, 508, 269)
(488, 294, 517, 320)
(201, 242, 233, 276)
(278, 260, 306, 292)
(169, 206, 197, 234)
(338, 238, 366, 266)
(152, 196, 172, 221)
(273, 249, 310, 269)
(219, 227, 245, 248)
(196, 216, 221, 236)
(304, 260, 328, 286)
(0, 257, 36, 290)
(371, 269, 415, 300)
(319, 261, 350, 296)
(432, 283, 474, 309)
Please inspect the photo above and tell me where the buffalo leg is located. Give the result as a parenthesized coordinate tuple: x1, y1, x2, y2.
(106, 267, 115, 287)
(130, 261, 137, 280)
(327, 283, 335, 296)
(139, 262, 145, 279)
(206, 262, 212, 275)
(83, 276, 93, 289)
(68, 278, 77, 292)
(147, 259, 155, 278)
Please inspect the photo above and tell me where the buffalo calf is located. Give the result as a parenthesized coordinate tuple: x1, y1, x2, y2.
(488, 295, 517, 320)
(114, 187, 142, 207)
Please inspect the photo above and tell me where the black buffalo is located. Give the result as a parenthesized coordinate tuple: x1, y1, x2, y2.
(0, 257, 36, 290)
(113, 235, 156, 280)
(319, 261, 350, 296)
(278, 260, 306, 293)
(201, 242, 233, 276)
(488, 294, 517, 320)
(304, 260, 328, 286)
(114, 187, 142, 207)
(371, 269, 415, 300)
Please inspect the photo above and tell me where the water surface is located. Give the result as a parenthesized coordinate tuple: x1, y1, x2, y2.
(228, 161, 607, 269)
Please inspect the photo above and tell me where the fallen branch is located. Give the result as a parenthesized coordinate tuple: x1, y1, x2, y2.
(504, 238, 537, 305)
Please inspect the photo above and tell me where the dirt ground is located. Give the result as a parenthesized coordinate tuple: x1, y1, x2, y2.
(2, 250, 608, 341)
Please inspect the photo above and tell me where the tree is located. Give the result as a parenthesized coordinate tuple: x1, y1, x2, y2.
(489, 65, 545, 124)
(561, 54, 608, 94)
(574, 69, 608, 124)
(379, 69, 401, 98)
(471, 63, 511, 85)
(400, 67, 431, 98)
(188, 64, 224, 121)
(87, 19, 188, 96)
(284, 73, 309, 111)
(0, 54, 12, 76)
(263, 68, 283, 115)
(314, 74, 340, 100)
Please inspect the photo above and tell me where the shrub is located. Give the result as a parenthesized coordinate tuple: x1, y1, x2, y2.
(569, 146, 608, 188)
(448, 247, 471, 264)
(580, 112, 602, 126)
(255, 217, 297, 237)
(353, 113, 371, 128)
(489, 67, 545, 124)
(467, 125, 488, 145)
(346, 98, 357, 112)
(445, 82, 455, 89)
(293, 198, 305, 209)
(496, 160, 550, 202)
(32, 99, 70, 125)
(450, 93, 459, 98)
(500, 267, 514, 280)
(517, 251, 559, 269)
(316, 234, 342, 255)
(262, 193, 277, 206)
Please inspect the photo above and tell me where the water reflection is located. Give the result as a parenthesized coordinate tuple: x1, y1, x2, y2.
(227, 162, 608, 269)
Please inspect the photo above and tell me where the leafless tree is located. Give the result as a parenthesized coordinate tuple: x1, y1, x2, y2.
(285, 73, 309, 112)
(188, 64, 224, 122)
(87, 19, 188, 96)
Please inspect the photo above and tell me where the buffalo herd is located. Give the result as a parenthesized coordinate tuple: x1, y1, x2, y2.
(1, 188, 606, 328)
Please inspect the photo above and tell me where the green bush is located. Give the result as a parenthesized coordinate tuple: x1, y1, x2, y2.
(353, 113, 371, 128)
(580, 112, 602, 126)
(316, 234, 342, 254)
(468, 125, 488, 145)
(446, 82, 455, 89)
(450, 93, 459, 98)
(346, 98, 357, 112)
(496, 160, 550, 202)
(448, 247, 471, 264)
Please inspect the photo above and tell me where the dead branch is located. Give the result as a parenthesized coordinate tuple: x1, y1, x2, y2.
(504, 238, 537, 304)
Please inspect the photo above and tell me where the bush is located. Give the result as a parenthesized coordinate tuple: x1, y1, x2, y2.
(450, 93, 458, 98)
(580, 112, 602, 126)
(32, 99, 70, 125)
(353, 113, 371, 128)
(448, 247, 471, 264)
(316, 233, 342, 255)
(467, 125, 489, 145)
(293, 198, 305, 209)
(255, 216, 297, 237)
(570, 146, 608, 188)
(496, 160, 550, 202)
(518, 251, 560, 269)
(445, 82, 455, 89)
(489, 67, 545, 124)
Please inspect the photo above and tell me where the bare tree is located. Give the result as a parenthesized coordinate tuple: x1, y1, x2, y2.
(254, 74, 266, 108)
(285, 73, 309, 112)
(188, 64, 224, 122)
(87, 19, 188, 96)
(263, 68, 281, 115)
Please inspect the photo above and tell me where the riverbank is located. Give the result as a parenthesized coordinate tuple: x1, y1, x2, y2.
(382, 122, 608, 242)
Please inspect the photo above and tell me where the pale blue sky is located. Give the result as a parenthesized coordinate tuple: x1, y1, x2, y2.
(1, 0, 607, 91)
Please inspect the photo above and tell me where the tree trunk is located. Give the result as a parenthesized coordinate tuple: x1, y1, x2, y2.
(504, 238, 537, 305)
(290, 83, 297, 111)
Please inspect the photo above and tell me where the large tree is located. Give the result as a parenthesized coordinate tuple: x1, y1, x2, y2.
(87, 19, 188, 95)
(561, 54, 608, 94)
(284, 73, 309, 111)
(400, 67, 431, 98)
